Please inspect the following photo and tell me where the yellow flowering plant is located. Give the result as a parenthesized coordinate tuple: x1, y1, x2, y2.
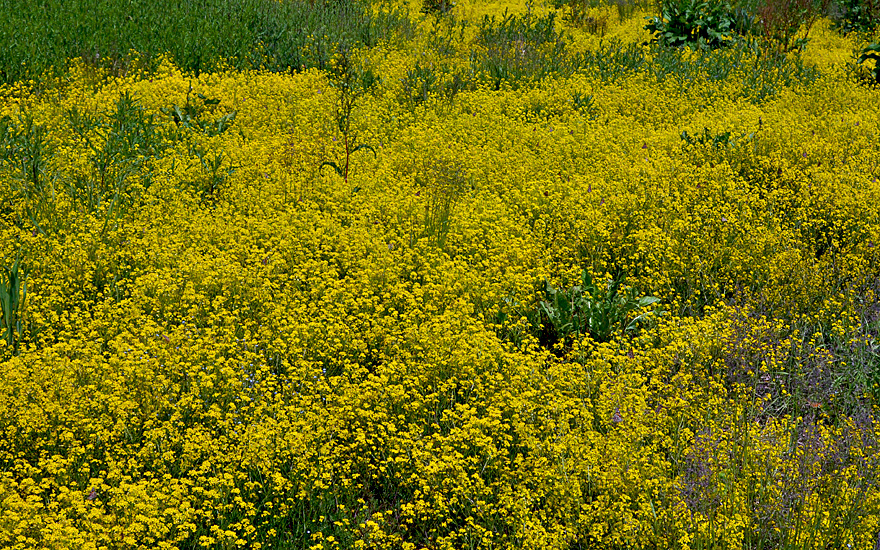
(0, 2, 878, 549)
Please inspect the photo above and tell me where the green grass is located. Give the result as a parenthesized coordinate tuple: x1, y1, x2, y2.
(0, 0, 413, 84)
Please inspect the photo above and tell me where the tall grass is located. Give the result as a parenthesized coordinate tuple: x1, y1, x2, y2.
(0, 0, 413, 83)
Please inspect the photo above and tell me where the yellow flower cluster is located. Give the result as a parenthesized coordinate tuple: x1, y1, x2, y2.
(0, 3, 879, 549)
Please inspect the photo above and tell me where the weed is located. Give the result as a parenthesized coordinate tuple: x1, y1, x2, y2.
(67, 92, 164, 233)
(471, 11, 571, 89)
(645, 0, 739, 48)
(571, 90, 598, 118)
(159, 86, 237, 139)
(401, 63, 440, 106)
(613, 0, 660, 20)
(576, 39, 648, 82)
(647, 40, 820, 100)
(681, 127, 737, 148)
(320, 49, 379, 185)
(422, 0, 456, 14)
(552, 0, 610, 33)
(191, 146, 234, 203)
(0, 113, 59, 234)
(400, 61, 468, 106)
(535, 269, 660, 348)
(415, 160, 469, 248)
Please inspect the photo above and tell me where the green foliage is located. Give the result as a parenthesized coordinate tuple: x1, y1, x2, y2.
(0, 93, 166, 238)
(471, 11, 572, 89)
(0, 0, 412, 84)
(422, 0, 456, 14)
(614, 0, 664, 21)
(400, 62, 468, 106)
(551, 0, 610, 34)
(415, 160, 470, 248)
(476, 10, 563, 46)
(834, 0, 880, 34)
(160, 90, 237, 139)
(536, 270, 660, 346)
(66, 92, 164, 228)
(191, 146, 234, 203)
(645, 0, 738, 48)
(0, 114, 58, 234)
(681, 127, 736, 147)
(454, 10, 818, 99)
(858, 42, 880, 83)
(320, 50, 379, 185)
(0, 249, 26, 355)
(571, 90, 598, 117)
(574, 40, 648, 82)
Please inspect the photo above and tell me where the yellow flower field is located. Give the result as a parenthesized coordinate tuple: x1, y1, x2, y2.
(0, 1, 879, 548)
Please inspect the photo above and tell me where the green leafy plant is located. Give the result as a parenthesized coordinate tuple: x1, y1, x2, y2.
(552, 0, 609, 33)
(536, 270, 660, 346)
(576, 39, 648, 82)
(612, 0, 659, 21)
(66, 92, 165, 236)
(191, 146, 235, 203)
(160, 86, 237, 138)
(680, 127, 735, 148)
(0, 249, 27, 355)
(0, 113, 61, 234)
(645, 0, 738, 48)
(471, 11, 571, 89)
(401, 63, 440, 106)
(571, 90, 598, 118)
(400, 62, 469, 107)
(858, 42, 880, 83)
(320, 49, 379, 185)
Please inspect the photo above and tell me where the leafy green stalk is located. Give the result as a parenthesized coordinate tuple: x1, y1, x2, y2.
(0, 249, 27, 355)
